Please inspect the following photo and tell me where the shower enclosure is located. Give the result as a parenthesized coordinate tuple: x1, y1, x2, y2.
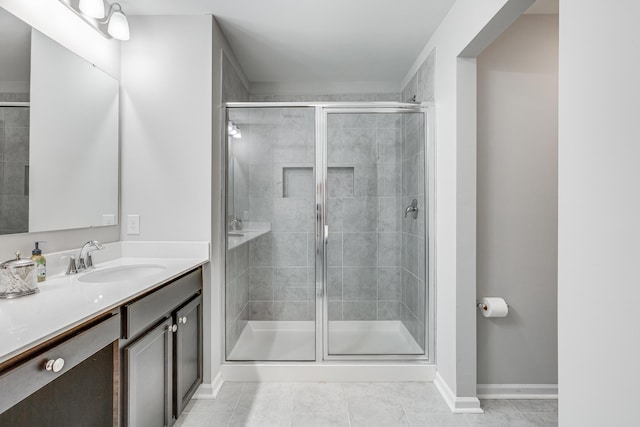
(224, 103, 432, 363)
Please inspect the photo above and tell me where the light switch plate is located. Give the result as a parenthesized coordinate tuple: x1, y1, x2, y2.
(127, 214, 140, 235)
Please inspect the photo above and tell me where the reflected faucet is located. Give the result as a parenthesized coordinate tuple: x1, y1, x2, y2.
(78, 240, 105, 271)
(229, 217, 243, 231)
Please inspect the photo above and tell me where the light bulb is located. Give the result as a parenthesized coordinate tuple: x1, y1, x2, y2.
(107, 6, 130, 41)
(79, 0, 105, 19)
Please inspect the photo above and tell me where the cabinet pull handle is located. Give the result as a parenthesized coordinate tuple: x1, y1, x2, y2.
(178, 316, 187, 324)
(167, 324, 178, 333)
(45, 358, 65, 373)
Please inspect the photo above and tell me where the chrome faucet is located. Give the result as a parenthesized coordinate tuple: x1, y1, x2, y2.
(77, 240, 105, 272)
(405, 199, 419, 219)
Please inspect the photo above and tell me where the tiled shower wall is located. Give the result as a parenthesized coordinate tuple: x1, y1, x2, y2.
(400, 113, 426, 349)
(326, 113, 405, 322)
(226, 93, 429, 351)
(243, 108, 317, 322)
(0, 93, 30, 235)
(400, 47, 435, 348)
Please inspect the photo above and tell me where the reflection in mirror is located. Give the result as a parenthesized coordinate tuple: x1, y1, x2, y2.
(0, 9, 31, 234)
(0, 7, 119, 236)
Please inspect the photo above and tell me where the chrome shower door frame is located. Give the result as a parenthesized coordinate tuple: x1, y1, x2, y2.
(222, 102, 435, 365)
(317, 104, 434, 362)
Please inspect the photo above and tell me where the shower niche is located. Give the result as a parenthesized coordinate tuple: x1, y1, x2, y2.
(225, 104, 431, 362)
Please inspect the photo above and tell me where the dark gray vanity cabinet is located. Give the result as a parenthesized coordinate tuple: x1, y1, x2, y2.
(121, 267, 203, 427)
(175, 294, 203, 415)
(0, 312, 120, 426)
(124, 317, 174, 427)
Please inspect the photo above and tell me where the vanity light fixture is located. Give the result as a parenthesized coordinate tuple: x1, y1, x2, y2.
(78, 0, 105, 19)
(59, 0, 130, 41)
(106, 4, 130, 40)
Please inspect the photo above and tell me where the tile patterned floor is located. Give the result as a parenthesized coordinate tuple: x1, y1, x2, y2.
(176, 382, 558, 427)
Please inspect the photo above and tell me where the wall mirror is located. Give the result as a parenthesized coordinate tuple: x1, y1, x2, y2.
(0, 7, 119, 236)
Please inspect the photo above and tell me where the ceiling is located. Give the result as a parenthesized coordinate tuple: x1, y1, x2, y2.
(117, 0, 457, 92)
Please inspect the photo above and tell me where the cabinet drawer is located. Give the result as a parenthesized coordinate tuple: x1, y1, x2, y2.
(0, 312, 120, 414)
(123, 268, 201, 339)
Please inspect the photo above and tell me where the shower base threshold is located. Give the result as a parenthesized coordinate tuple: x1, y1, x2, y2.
(227, 320, 423, 361)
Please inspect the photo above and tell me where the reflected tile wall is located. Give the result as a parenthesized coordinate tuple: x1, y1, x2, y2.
(0, 100, 30, 235)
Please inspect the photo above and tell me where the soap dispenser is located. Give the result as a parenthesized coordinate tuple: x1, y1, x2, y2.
(30, 241, 47, 282)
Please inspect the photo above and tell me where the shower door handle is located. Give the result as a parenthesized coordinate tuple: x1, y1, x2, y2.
(316, 225, 329, 298)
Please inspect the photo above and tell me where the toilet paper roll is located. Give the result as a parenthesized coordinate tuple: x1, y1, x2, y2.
(480, 297, 509, 318)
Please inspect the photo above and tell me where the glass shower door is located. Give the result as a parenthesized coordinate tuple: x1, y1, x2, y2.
(324, 109, 427, 357)
(225, 106, 316, 361)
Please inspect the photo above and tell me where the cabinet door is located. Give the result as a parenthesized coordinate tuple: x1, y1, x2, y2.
(174, 295, 203, 416)
(125, 317, 174, 427)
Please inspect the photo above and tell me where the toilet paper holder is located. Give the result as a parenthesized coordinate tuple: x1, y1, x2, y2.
(476, 300, 509, 310)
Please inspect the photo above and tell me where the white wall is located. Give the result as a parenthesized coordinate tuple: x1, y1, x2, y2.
(0, 8, 31, 93)
(120, 16, 212, 242)
(120, 14, 250, 386)
(477, 14, 558, 386)
(0, 0, 121, 256)
(558, 1, 640, 425)
(210, 16, 251, 386)
(401, 0, 534, 407)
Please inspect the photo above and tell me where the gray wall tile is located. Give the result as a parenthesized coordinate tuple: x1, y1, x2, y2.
(249, 301, 273, 320)
(353, 162, 379, 197)
(327, 197, 344, 231)
(343, 232, 377, 266)
(249, 233, 272, 266)
(343, 129, 377, 163)
(327, 267, 343, 301)
(343, 267, 377, 301)
(272, 198, 310, 231)
(249, 267, 273, 300)
(378, 301, 402, 321)
(379, 197, 402, 232)
(249, 163, 273, 198)
(343, 198, 378, 231)
(273, 232, 308, 266)
(327, 232, 343, 266)
(342, 301, 376, 320)
(328, 167, 354, 198)
(377, 128, 402, 162)
(378, 267, 402, 301)
(274, 301, 308, 321)
(378, 233, 402, 267)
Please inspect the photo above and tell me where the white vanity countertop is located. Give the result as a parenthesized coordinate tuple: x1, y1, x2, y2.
(0, 241, 209, 365)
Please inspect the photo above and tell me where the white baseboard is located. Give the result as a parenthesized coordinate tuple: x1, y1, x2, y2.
(193, 371, 224, 399)
(434, 372, 483, 414)
(221, 363, 436, 382)
(477, 384, 558, 399)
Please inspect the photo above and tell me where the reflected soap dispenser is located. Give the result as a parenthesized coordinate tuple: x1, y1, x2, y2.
(30, 241, 47, 282)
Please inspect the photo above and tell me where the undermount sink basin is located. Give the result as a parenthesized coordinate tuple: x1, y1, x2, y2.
(79, 264, 166, 283)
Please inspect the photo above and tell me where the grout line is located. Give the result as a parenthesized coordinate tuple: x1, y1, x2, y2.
(393, 382, 413, 427)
